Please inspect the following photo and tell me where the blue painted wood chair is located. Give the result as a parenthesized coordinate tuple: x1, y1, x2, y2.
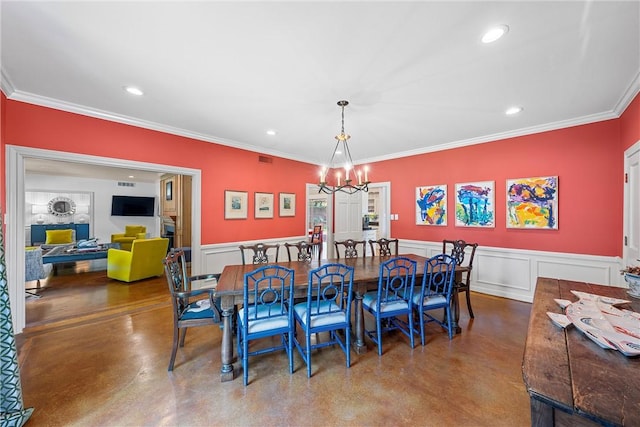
(237, 265, 295, 386)
(414, 253, 457, 345)
(363, 256, 417, 355)
(293, 263, 354, 377)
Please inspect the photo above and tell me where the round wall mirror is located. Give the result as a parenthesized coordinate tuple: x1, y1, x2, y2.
(48, 196, 76, 217)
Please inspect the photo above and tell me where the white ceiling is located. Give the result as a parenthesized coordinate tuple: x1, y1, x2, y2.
(2, 1, 639, 179)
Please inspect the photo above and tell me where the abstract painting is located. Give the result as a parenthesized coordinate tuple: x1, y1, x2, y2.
(506, 176, 558, 229)
(455, 181, 494, 227)
(416, 185, 447, 225)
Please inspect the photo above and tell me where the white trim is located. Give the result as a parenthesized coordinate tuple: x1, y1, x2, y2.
(5, 84, 638, 167)
(6, 145, 203, 333)
(623, 139, 640, 269)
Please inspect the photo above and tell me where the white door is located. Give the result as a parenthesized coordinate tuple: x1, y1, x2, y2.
(334, 191, 363, 256)
(624, 140, 640, 272)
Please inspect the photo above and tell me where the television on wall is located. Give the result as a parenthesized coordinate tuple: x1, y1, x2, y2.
(111, 196, 155, 217)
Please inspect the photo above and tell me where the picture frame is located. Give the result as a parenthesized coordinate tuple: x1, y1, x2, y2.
(254, 192, 274, 219)
(279, 192, 296, 217)
(454, 181, 495, 227)
(416, 184, 447, 226)
(224, 190, 248, 219)
(165, 180, 173, 201)
(506, 176, 558, 229)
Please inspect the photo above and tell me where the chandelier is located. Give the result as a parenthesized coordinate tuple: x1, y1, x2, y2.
(318, 100, 370, 194)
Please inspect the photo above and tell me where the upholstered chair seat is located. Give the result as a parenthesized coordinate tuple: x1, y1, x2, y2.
(111, 225, 147, 251)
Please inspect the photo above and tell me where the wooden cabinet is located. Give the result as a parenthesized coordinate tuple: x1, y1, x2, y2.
(160, 174, 192, 249)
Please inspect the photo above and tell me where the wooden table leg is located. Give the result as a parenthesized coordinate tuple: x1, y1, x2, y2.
(220, 303, 235, 382)
(451, 282, 462, 334)
(353, 288, 367, 354)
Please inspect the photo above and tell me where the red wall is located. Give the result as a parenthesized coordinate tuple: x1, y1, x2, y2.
(2, 92, 638, 255)
(621, 93, 640, 150)
(375, 119, 623, 257)
(1, 96, 319, 244)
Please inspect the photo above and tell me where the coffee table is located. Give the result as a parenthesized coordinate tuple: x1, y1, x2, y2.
(42, 243, 119, 264)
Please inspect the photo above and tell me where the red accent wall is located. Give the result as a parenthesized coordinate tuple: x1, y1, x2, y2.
(2, 97, 319, 244)
(621, 93, 640, 150)
(376, 119, 623, 257)
(2, 92, 638, 255)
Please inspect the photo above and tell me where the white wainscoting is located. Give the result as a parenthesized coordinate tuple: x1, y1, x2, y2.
(197, 237, 624, 303)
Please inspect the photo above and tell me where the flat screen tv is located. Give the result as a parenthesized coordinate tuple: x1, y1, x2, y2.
(111, 196, 155, 217)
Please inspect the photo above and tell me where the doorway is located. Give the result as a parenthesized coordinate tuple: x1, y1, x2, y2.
(623, 140, 640, 271)
(6, 145, 202, 333)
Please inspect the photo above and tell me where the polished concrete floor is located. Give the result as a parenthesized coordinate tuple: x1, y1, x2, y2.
(18, 265, 533, 426)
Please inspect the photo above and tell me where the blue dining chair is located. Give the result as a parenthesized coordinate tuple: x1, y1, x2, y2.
(237, 265, 295, 386)
(293, 263, 354, 377)
(363, 256, 417, 356)
(414, 254, 457, 345)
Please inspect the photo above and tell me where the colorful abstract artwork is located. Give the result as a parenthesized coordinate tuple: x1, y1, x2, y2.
(506, 176, 558, 229)
(455, 181, 494, 227)
(416, 185, 447, 225)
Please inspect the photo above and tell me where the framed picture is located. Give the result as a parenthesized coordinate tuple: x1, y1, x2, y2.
(416, 184, 447, 225)
(506, 176, 558, 229)
(279, 192, 296, 217)
(254, 192, 274, 219)
(224, 190, 248, 219)
(165, 180, 173, 201)
(455, 181, 495, 227)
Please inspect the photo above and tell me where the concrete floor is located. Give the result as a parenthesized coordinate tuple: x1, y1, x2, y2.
(18, 268, 533, 426)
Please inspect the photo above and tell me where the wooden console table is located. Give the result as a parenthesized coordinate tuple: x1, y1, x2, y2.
(522, 277, 640, 426)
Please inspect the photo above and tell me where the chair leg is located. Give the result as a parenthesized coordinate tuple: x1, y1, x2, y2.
(168, 326, 180, 371)
(465, 289, 475, 318)
(179, 327, 187, 347)
(306, 330, 312, 378)
(376, 317, 383, 356)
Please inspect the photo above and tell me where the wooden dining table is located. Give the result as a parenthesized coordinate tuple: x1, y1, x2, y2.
(215, 253, 468, 381)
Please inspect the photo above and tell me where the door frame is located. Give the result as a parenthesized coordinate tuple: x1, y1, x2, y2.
(623, 139, 640, 276)
(6, 145, 202, 333)
(306, 183, 333, 258)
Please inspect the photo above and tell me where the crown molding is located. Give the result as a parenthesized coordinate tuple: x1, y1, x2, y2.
(613, 70, 640, 116)
(358, 110, 619, 164)
(4, 85, 633, 168)
(0, 67, 16, 97)
(5, 89, 317, 166)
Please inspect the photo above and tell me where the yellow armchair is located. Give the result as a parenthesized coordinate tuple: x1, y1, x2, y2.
(107, 237, 169, 283)
(111, 225, 147, 251)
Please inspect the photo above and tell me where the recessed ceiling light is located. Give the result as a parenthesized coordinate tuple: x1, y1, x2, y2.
(482, 25, 509, 43)
(124, 86, 144, 96)
(505, 106, 523, 116)
(266, 129, 277, 136)
(128, 175, 135, 179)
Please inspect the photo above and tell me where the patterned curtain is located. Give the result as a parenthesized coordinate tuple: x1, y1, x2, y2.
(0, 211, 33, 426)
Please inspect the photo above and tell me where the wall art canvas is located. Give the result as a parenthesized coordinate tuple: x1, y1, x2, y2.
(455, 181, 494, 227)
(506, 176, 558, 229)
(224, 190, 248, 219)
(415, 185, 447, 225)
(254, 192, 274, 219)
(279, 192, 296, 217)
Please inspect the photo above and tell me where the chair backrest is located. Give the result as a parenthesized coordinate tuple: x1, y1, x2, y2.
(239, 243, 280, 265)
(125, 225, 147, 237)
(376, 256, 417, 306)
(163, 249, 189, 295)
(303, 263, 354, 322)
(243, 265, 294, 324)
(369, 238, 399, 257)
(420, 254, 456, 302)
(334, 239, 366, 259)
(285, 240, 322, 262)
(130, 237, 170, 260)
(311, 225, 323, 243)
(442, 239, 478, 269)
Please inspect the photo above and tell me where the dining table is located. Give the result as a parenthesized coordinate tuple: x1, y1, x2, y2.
(215, 253, 468, 381)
